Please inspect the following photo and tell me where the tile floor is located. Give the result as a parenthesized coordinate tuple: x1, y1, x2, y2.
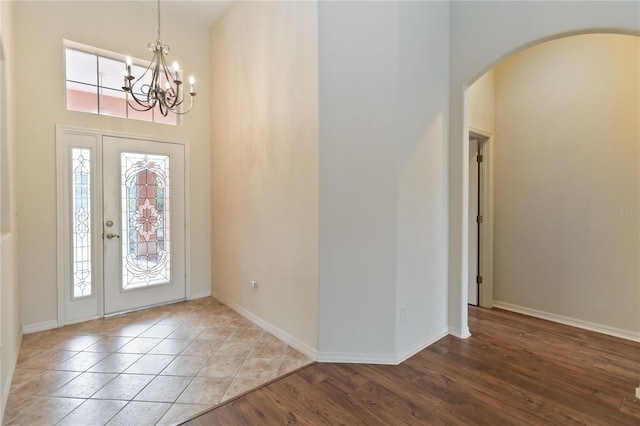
(3, 297, 312, 425)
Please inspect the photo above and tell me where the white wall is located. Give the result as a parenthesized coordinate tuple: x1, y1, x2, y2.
(395, 1, 449, 360)
(318, 1, 450, 362)
(317, 0, 398, 362)
(0, 0, 21, 418)
(493, 34, 639, 337)
(209, 1, 319, 355)
(448, 0, 640, 337)
(13, 1, 211, 328)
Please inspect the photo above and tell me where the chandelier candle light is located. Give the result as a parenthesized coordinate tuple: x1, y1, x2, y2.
(122, 0, 196, 116)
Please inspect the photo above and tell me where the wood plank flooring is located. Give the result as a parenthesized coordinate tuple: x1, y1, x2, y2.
(183, 307, 640, 425)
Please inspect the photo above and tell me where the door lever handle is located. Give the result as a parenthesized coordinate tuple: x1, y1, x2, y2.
(105, 233, 120, 239)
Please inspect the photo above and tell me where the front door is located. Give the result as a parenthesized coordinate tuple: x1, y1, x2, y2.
(57, 129, 186, 324)
(102, 136, 186, 315)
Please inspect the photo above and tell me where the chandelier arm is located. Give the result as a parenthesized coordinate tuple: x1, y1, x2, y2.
(126, 100, 154, 112)
(128, 55, 156, 106)
(158, 50, 182, 110)
(170, 95, 195, 116)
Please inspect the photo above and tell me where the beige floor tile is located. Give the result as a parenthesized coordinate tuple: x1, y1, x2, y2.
(278, 358, 312, 376)
(91, 374, 155, 400)
(124, 354, 176, 375)
(6, 298, 314, 426)
(18, 349, 78, 370)
(53, 351, 110, 372)
(11, 369, 80, 396)
(181, 338, 226, 356)
(155, 315, 187, 326)
(166, 325, 206, 339)
(148, 338, 192, 355)
(215, 340, 255, 358)
(4, 396, 84, 425)
(116, 337, 163, 354)
(138, 325, 180, 339)
(176, 377, 231, 405)
(106, 323, 153, 337)
(20, 333, 69, 350)
(54, 335, 103, 351)
(197, 326, 233, 340)
(52, 372, 118, 398)
(2, 394, 33, 423)
(157, 403, 211, 426)
(15, 347, 45, 367)
(284, 345, 310, 360)
(221, 378, 266, 402)
(57, 398, 127, 425)
(106, 401, 171, 426)
(199, 356, 245, 378)
(250, 339, 287, 359)
(257, 332, 285, 346)
(88, 353, 142, 373)
(84, 336, 133, 353)
(160, 355, 209, 376)
(227, 327, 263, 343)
(236, 358, 281, 381)
(134, 375, 193, 403)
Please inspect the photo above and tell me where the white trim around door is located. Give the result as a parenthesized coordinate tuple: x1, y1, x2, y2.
(56, 126, 192, 327)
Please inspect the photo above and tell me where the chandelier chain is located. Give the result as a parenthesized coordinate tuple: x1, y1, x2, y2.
(157, 0, 161, 42)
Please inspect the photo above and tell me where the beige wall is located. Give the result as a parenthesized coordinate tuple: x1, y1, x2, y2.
(210, 1, 319, 354)
(0, 0, 21, 417)
(493, 34, 640, 335)
(13, 1, 211, 328)
(469, 69, 495, 134)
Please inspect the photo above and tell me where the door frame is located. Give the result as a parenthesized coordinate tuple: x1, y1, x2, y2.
(55, 125, 192, 326)
(468, 127, 494, 308)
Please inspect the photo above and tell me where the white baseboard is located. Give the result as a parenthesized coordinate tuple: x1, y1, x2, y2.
(212, 291, 318, 360)
(395, 328, 449, 364)
(22, 320, 58, 335)
(317, 328, 449, 365)
(316, 351, 398, 365)
(493, 301, 640, 342)
(189, 289, 211, 300)
(448, 325, 471, 339)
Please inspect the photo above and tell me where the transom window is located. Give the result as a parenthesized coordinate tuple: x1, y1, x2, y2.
(64, 41, 177, 125)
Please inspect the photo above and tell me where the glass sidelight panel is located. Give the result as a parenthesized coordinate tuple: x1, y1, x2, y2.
(71, 148, 92, 299)
(120, 152, 171, 289)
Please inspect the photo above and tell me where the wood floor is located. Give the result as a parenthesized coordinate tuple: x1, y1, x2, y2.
(184, 307, 640, 425)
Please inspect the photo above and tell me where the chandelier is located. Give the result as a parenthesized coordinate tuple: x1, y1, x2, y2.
(122, 0, 196, 116)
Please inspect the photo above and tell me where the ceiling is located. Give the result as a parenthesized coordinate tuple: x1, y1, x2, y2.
(136, 0, 234, 28)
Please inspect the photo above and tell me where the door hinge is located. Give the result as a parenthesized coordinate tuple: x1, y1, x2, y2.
(476, 275, 483, 284)
(476, 215, 483, 224)
(477, 154, 483, 163)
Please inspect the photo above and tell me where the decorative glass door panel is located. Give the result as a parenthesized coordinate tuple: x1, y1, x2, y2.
(121, 153, 171, 289)
(72, 148, 93, 299)
(103, 136, 185, 315)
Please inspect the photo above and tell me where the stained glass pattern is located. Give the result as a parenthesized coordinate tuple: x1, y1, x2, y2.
(72, 148, 92, 298)
(121, 153, 171, 289)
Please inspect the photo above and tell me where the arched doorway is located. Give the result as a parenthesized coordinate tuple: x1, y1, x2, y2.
(447, 0, 640, 338)
(466, 33, 639, 341)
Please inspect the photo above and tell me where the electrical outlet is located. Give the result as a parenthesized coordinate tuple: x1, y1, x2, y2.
(635, 385, 640, 400)
(249, 280, 257, 289)
(400, 306, 407, 321)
